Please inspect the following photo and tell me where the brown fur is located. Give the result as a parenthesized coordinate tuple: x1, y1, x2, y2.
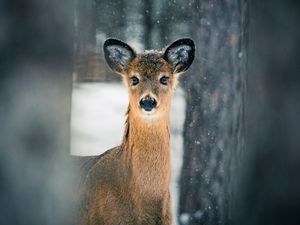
(79, 51, 181, 225)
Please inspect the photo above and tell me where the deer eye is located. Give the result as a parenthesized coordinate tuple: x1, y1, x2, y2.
(130, 76, 139, 86)
(160, 76, 169, 85)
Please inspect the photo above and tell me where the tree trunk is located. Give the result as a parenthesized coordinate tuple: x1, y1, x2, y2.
(179, 0, 248, 224)
(75, 0, 97, 59)
(143, 0, 153, 49)
(234, 0, 300, 225)
(0, 1, 77, 224)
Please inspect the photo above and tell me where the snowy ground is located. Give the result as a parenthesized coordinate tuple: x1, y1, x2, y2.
(71, 82, 185, 225)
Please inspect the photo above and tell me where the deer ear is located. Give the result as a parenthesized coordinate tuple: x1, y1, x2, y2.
(164, 38, 195, 74)
(103, 39, 136, 74)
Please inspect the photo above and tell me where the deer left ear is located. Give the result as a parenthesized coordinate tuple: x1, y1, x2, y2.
(103, 38, 136, 74)
(164, 38, 195, 74)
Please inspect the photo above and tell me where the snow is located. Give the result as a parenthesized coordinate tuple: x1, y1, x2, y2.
(70, 82, 186, 225)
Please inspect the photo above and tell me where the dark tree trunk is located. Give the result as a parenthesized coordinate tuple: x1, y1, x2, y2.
(143, 0, 153, 49)
(179, 0, 248, 225)
(157, 1, 174, 48)
(0, 1, 77, 224)
(233, 0, 300, 225)
(75, 0, 97, 59)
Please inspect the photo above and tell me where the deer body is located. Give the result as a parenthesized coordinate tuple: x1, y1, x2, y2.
(79, 38, 195, 225)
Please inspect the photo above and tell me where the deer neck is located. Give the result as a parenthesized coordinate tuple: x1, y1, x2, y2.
(122, 106, 171, 192)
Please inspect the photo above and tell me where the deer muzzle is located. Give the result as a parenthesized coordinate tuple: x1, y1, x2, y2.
(139, 96, 157, 112)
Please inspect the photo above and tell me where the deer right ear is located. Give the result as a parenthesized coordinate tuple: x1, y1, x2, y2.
(103, 39, 136, 74)
(164, 38, 195, 75)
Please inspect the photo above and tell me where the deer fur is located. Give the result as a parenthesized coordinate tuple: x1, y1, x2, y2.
(78, 38, 195, 225)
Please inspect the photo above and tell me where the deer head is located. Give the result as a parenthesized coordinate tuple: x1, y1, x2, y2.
(103, 38, 195, 122)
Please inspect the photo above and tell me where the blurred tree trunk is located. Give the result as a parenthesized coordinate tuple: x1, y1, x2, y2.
(75, 0, 97, 59)
(179, 0, 248, 225)
(157, 1, 173, 48)
(0, 1, 76, 225)
(233, 0, 300, 225)
(143, 0, 153, 49)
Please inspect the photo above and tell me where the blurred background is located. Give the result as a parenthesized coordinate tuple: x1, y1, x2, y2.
(1, 0, 300, 225)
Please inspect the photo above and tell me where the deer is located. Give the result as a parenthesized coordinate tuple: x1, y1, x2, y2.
(78, 38, 195, 225)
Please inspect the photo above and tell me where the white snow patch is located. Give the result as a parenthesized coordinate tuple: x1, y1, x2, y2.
(71, 83, 128, 155)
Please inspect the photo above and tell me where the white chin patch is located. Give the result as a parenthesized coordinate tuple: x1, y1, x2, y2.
(141, 109, 157, 122)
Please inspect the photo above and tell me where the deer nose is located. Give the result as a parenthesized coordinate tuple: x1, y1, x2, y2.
(139, 96, 157, 112)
